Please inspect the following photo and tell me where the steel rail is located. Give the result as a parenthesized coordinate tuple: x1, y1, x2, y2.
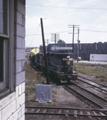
(78, 75, 107, 87)
(25, 106, 107, 118)
(25, 112, 107, 118)
(25, 106, 107, 111)
(64, 85, 105, 109)
(77, 78, 107, 93)
(72, 82, 107, 102)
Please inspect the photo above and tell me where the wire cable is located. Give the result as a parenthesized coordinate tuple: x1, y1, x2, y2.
(29, 24, 40, 46)
(26, 29, 107, 37)
(26, 4, 107, 10)
(80, 10, 106, 26)
(80, 29, 107, 33)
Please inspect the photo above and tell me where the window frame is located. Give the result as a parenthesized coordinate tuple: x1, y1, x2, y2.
(0, 38, 9, 91)
(0, 0, 9, 38)
(0, 0, 15, 98)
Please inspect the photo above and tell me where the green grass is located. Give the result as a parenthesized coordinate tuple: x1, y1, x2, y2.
(25, 53, 30, 61)
(74, 63, 107, 83)
(25, 63, 46, 103)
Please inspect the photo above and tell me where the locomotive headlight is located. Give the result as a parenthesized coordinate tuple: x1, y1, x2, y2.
(67, 56, 70, 58)
(69, 58, 73, 61)
(66, 61, 70, 65)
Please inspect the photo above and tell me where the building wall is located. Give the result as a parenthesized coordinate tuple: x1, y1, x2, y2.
(15, 0, 25, 86)
(0, 82, 25, 120)
(73, 42, 107, 60)
(46, 42, 107, 60)
(0, 0, 26, 120)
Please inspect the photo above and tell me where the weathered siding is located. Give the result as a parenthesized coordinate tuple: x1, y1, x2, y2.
(0, 82, 25, 120)
(0, 0, 26, 120)
(15, 0, 26, 86)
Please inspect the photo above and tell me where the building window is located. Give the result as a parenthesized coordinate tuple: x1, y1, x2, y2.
(0, 0, 7, 34)
(0, 38, 3, 82)
(0, 0, 11, 97)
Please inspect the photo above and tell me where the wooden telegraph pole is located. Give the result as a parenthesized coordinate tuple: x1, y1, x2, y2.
(72, 25, 75, 53)
(68, 25, 79, 53)
(40, 18, 49, 84)
(77, 28, 80, 63)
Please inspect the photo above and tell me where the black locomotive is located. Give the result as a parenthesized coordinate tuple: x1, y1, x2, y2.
(30, 44, 77, 83)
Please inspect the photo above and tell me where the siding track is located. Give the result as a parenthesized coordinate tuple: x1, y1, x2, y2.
(25, 106, 107, 120)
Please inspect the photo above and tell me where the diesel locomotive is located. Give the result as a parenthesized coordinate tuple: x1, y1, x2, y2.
(30, 44, 77, 83)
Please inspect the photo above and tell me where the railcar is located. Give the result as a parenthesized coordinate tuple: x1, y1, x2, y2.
(30, 44, 77, 83)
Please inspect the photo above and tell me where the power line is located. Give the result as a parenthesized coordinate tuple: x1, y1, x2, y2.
(44, 9, 77, 19)
(29, 24, 40, 46)
(81, 29, 107, 33)
(26, 4, 107, 10)
(26, 29, 107, 37)
(80, 10, 106, 26)
(26, 30, 71, 36)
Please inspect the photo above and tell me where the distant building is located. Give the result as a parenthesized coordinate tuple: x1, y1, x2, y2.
(40, 42, 107, 60)
(0, 0, 26, 120)
(73, 42, 107, 60)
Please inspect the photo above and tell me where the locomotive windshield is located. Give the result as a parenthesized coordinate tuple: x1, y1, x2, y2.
(47, 44, 73, 53)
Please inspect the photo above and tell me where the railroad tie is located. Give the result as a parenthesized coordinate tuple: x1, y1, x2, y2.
(99, 112, 105, 116)
(79, 110, 84, 120)
(65, 110, 69, 117)
(25, 108, 28, 112)
(92, 111, 97, 115)
(65, 114, 69, 117)
(43, 109, 47, 113)
(49, 115, 52, 119)
(87, 111, 92, 118)
(57, 115, 60, 119)
(31, 109, 35, 112)
(30, 108, 35, 117)
(36, 108, 40, 113)
(41, 109, 47, 117)
(74, 110, 77, 117)
(57, 110, 62, 118)
(66, 117, 71, 120)
(80, 110, 83, 115)
(58, 109, 62, 113)
(66, 110, 69, 113)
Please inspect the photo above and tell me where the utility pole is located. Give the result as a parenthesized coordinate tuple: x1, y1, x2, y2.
(72, 25, 75, 53)
(45, 39, 50, 51)
(68, 25, 79, 53)
(55, 34, 56, 51)
(46, 39, 49, 46)
(51, 33, 59, 51)
(77, 28, 80, 63)
(40, 18, 49, 84)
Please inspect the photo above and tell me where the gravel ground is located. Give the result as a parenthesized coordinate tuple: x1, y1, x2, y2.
(26, 82, 89, 108)
(25, 63, 106, 108)
(25, 62, 107, 120)
(51, 84, 89, 108)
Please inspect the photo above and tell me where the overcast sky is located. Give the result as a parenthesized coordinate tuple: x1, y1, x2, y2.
(26, 0, 107, 47)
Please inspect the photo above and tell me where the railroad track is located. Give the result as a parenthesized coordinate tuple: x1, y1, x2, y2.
(78, 75, 107, 88)
(25, 106, 107, 120)
(64, 83, 107, 109)
(78, 76, 107, 94)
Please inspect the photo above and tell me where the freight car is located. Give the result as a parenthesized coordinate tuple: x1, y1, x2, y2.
(30, 44, 77, 83)
(29, 48, 39, 66)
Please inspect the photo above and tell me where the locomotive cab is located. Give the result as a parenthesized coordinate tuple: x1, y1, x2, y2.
(47, 44, 77, 83)
(31, 44, 78, 83)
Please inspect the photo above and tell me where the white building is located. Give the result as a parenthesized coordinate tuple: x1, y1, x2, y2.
(0, 0, 26, 119)
(90, 54, 107, 62)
